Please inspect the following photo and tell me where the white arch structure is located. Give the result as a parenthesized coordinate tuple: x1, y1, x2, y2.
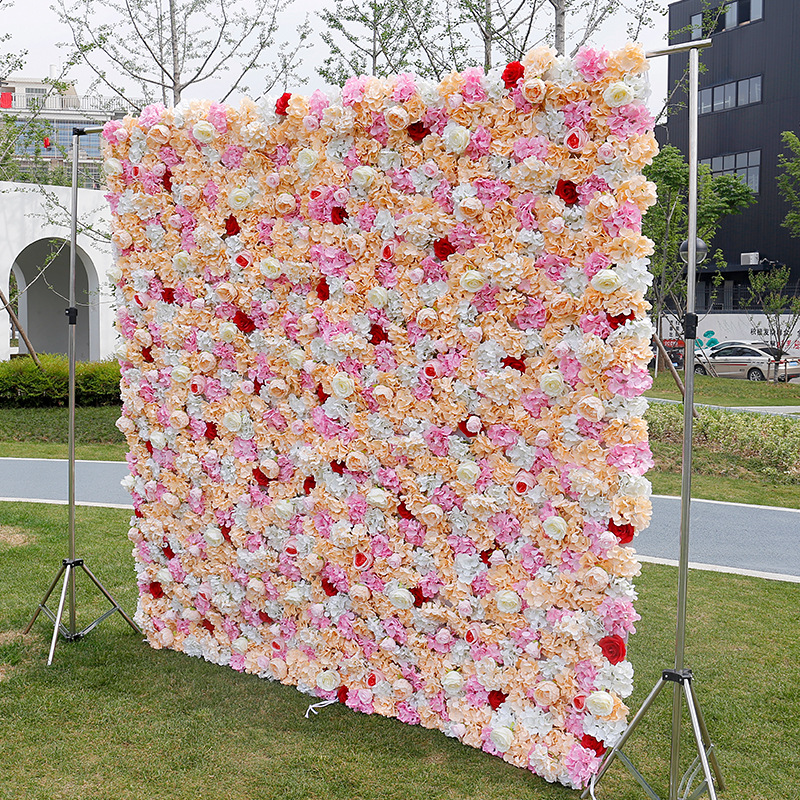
(0, 182, 116, 363)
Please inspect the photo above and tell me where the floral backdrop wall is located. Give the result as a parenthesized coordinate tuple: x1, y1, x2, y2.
(105, 43, 657, 790)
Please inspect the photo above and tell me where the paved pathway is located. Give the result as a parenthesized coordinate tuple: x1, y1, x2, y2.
(1, 458, 798, 581)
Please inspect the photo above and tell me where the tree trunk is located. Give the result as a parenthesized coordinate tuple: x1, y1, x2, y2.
(0, 284, 41, 368)
(551, 0, 565, 55)
(169, 0, 181, 105)
(484, 0, 492, 71)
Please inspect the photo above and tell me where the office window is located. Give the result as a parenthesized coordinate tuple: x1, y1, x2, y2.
(717, 0, 764, 31)
(691, 13, 703, 39)
(700, 76, 762, 114)
(701, 149, 760, 192)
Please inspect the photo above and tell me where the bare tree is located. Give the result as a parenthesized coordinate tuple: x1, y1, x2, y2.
(56, 0, 310, 109)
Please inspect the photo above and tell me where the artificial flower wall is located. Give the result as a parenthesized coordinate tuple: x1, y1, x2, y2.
(106, 43, 657, 789)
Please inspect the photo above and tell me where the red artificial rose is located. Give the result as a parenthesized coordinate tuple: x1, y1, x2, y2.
(204, 421, 217, 439)
(162, 168, 172, 192)
(220, 525, 232, 543)
(410, 586, 426, 607)
(457, 419, 481, 438)
(369, 323, 389, 345)
(501, 60, 525, 89)
(141, 346, 154, 363)
(407, 121, 431, 142)
(488, 690, 508, 710)
(397, 501, 414, 519)
(258, 611, 274, 625)
(201, 619, 215, 634)
(134, 507, 144, 519)
(316, 384, 329, 403)
(581, 734, 607, 756)
(275, 92, 291, 116)
(148, 582, 164, 599)
(303, 475, 316, 494)
(233, 309, 256, 333)
(337, 685, 349, 704)
(224, 215, 240, 236)
(321, 575, 338, 597)
(609, 519, 635, 544)
(252, 467, 273, 487)
(502, 355, 526, 372)
(163, 544, 175, 560)
(316, 277, 330, 301)
(480, 548, 494, 566)
(598, 634, 627, 665)
(144, 441, 154, 455)
(608, 311, 635, 330)
(555, 179, 580, 205)
(161, 287, 175, 304)
(330, 460, 346, 475)
(433, 237, 456, 261)
(331, 206, 349, 224)
(253, 379, 263, 395)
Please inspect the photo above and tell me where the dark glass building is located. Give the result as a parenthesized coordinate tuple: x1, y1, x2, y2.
(666, 0, 800, 311)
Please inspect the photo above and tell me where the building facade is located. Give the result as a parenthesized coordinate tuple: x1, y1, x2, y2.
(666, 0, 800, 312)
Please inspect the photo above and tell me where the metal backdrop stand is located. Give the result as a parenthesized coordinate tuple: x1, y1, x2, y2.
(583, 39, 726, 800)
(25, 126, 141, 665)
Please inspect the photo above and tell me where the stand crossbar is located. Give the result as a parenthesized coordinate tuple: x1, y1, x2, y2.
(582, 670, 724, 800)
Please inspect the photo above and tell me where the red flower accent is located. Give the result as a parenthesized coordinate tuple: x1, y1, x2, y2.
(316, 384, 329, 404)
(134, 508, 144, 519)
(598, 634, 627, 665)
(330, 460, 346, 475)
(162, 544, 175, 560)
(258, 611, 274, 625)
(162, 168, 172, 192)
(457, 420, 480, 438)
(253, 379, 263, 395)
(331, 206, 349, 224)
(433, 237, 456, 261)
(488, 690, 508, 710)
(407, 121, 431, 142)
(555, 179, 579, 205)
(397, 501, 413, 520)
(141, 346, 154, 363)
(337, 685, 349, 704)
(233, 309, 256, 333)
(224, 215, 240, 236)
(201, 619, 215, 634)
(275, 92, 291, 116)
(581, 734, 607, 756)
(303, 476, 316, 494)
(252, 467, 273, 487)
(161, 287, 175, 304)
(316, 277, 330, 301)
(220, 525, 232, 543)
(144, 441, 154, 455)
(609, 519, 635, 544)
(501, 61, 525, 89)
(321, 576, 338, 597)
(148, 582, 164, 599)
(410, 586, 425, 608)
(480, 548, 494, 566)
(204, 422, 217, 439)
(502, 355, 526, 372)
(369, 323, 389, 345)
(608, 311, 635, 330)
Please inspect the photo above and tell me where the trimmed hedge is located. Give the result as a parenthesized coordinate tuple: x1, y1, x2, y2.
(0, 355, 121, 406)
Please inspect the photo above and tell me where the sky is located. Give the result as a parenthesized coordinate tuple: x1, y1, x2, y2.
(7, 0, 671, 112)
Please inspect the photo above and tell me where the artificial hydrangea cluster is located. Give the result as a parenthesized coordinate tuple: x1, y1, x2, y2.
(105, 43, 657, 789)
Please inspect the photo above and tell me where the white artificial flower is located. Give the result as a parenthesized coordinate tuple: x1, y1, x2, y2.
(591, 269, 623, 294)
(603, 81, 635, 107)
(495, 590, 522, 614)
(192, 120, 215, 143)
(586, 690, 615, 717)
(442, 670, 465, 694)
(459, 270, 486, 292)
(543, 516, 568, 541)
(227, 187, 251, 210)
(442, 122, 471, 154)
(539, 372, 566, 397)
(490, 726, 514, 752)
(316, 669, 341, 692)
(387, 586, 414, 610)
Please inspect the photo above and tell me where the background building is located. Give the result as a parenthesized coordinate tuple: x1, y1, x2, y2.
(666, 0, 800, 313)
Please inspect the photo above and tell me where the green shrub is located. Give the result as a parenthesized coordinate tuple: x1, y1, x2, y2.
(0, 355, 120, 407)
(646, 401, 800, 481)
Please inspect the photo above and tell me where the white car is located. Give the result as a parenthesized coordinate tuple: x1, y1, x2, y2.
(695, 344, 800, 381)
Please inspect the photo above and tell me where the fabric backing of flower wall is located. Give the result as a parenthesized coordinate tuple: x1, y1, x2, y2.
(105, 44, 657, 790)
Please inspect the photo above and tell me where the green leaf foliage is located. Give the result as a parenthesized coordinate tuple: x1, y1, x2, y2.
(777, 130, 800, 239)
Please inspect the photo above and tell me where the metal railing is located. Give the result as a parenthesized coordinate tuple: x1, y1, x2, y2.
(0, 93, 142, 114)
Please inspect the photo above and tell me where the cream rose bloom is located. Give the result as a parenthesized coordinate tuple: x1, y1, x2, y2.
(273, 499, 294, 521)
(367, 287, 389, 307)
(172, 251, 191, 271)
(419, 504, 444, 526)
(204, 526, 224, 547)
(456, 461, 481, 485)
(442, 670, 465, 694)
(260, 256, 282, 279)
(331, 372, 355, 399)
(192, 120, 215, 143)
(543, 516, 568, 541)
(384, 105, 410, 130)
(591, 269, 623, 294)
(460, 270, 486, 292)
(366, 487, 389, 508)
(103, 157, 123, 176)
(443, 123, 471, 154)
(387, 586, 414, 609)
(231, 636, 249, 655)
(586, 690, 615, 716)
(603, 82, 635, 108)
(495, 589, 522, 614)
(296, 148, 319, 173)
(539, 372, 566, 397)
(227, 187, 251, 210)
(315, 669, 341, 692)
(222, 410, 242, 432)
(490, 726, 514, 752)
(171, 365, 190, 383)
(218, 321, 238, 343)
(351, 165, 378, 190)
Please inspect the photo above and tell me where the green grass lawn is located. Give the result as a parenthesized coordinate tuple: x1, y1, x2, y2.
(646, 371, 800, 407)
(1, 502, 797, 800)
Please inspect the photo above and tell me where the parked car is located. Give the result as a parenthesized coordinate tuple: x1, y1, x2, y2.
(694, 344, 800, 381)
(696, 340, 768, 358)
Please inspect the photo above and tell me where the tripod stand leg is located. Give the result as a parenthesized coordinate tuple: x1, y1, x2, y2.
(24, 562, 67, 635)
(79, 563, 141, 634)
(47, 564, 73, 666)
(583, 677, 668, 799)
(683, 680, 721, 800)
(688, 682, 726, 791)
